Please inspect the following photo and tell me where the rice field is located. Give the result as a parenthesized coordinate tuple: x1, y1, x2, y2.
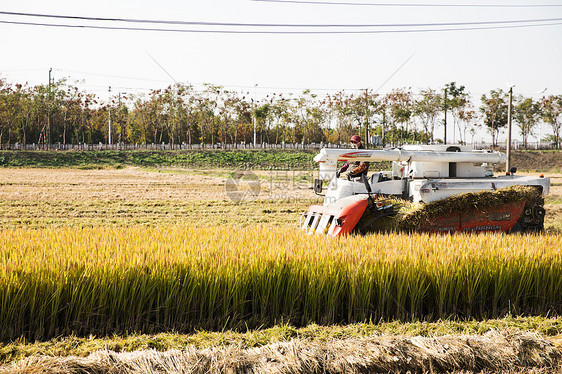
(1, 225, 561, 341)
(1, 166, 562, 372)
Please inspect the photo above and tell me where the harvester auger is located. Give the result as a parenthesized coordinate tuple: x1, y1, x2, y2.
(302, 145, 550, 236)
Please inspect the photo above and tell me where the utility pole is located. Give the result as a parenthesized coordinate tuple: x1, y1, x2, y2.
(506, 86, 514, 173)
(382, 110, 386, 148)
(47, 68, 52, 149)
(118, 92, 122, 147)
(364, 88, 369, 148)
(538, 88, 547, 149)
(443, 87, 447, 145)
(108, 86, 112, 146)
(253, 84, 258, 148)
(252, 109, 257, 148)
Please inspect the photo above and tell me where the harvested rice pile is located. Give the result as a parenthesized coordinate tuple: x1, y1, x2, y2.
(2, 331, 559, 374)
(368, 185, 543, 233)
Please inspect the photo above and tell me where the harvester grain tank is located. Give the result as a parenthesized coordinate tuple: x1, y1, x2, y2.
(302, 145, 550, 236)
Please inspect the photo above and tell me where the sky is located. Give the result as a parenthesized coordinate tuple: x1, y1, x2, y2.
(1, 0, 561, 143)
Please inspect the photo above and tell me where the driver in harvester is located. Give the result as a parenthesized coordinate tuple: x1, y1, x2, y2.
(336, 135, 370, 180)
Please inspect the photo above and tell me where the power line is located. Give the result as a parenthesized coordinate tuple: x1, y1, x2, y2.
(61, 69, 169, 82)
(145, 52, 178, 83)
(0, 67, 47, 73)
(37, 77, 562, 97)
(374, 53, 415, 93)
(1, 74, 553, 98)
(253, 0, 562, 7)
(1, 18, 561, 34)
(1, 10, 562, 28)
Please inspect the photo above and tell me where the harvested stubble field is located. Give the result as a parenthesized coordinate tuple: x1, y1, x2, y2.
(0, 168, 320, 228)
(0, 168, 560, 230)
(0, 165, 562, 373)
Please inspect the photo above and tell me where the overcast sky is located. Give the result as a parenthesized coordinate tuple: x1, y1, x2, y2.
(1, 0, 561, 143)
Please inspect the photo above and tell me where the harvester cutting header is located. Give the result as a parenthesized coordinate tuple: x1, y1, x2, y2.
(302, 142, 550, 236)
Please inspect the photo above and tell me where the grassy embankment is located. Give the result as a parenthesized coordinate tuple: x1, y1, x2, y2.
(0, 149, 320, 170)
(0, 148, 560, 172)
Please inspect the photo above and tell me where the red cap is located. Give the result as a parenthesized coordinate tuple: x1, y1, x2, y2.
(350, 135, 362, 143)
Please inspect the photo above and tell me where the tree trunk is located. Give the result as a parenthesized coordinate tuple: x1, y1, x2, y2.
(491, 122, 496, 148)
(23, 120, 27, 147)
(143, 121, 147, 146)
(552, 119, 560, 149)
(63, 111, 68, 145)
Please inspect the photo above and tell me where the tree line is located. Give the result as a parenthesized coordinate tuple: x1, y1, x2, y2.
(1, 78, 560, 149)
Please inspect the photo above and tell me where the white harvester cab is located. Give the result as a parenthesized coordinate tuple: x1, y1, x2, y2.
(314, 145, 549, 204)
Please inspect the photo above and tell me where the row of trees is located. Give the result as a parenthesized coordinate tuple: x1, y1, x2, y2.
(1, 78, 561, 149)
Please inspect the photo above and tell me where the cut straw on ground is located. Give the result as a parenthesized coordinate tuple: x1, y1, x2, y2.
(2, 331, 560, 374)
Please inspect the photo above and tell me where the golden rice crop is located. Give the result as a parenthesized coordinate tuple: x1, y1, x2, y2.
(0, 226, 561, 341)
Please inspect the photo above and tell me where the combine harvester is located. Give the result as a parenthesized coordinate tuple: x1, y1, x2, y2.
(302, 145, 550, 236)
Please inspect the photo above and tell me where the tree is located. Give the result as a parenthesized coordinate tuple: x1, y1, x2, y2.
(414, 88, 442, 143)
(129, 97, 150, 145)
(219, 92, 237, 145)
(480, 89, 508, 148)
(253, 103, 270, 144)
(514, 96, 539, 149)
(283, 90, 325, 144)
(269, 95, 290, 144)
(63, 85, 91, 146)
(384, 88, 413, 146)
(154, 84, 193, 149)
(195, 84, 222, 145)
(0, 81, 22, 148)
(234, 96, 253, 145)
(325, 91, 353, 144)
(443, 82, 470, 144)
(456, 106, 477, 146)
(539, 95, 562, 149)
